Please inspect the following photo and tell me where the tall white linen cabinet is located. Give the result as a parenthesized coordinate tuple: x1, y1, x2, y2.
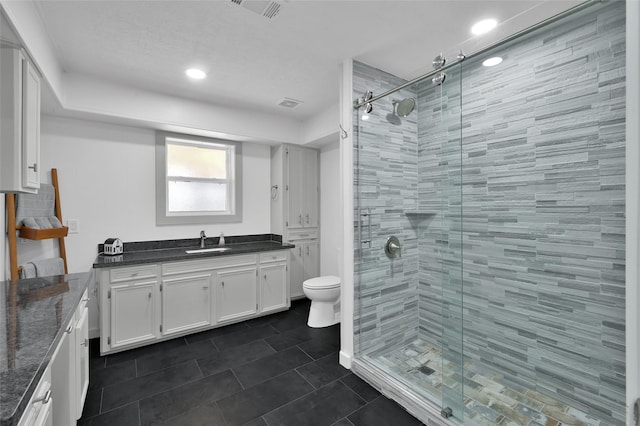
(271, 144, 320, 298)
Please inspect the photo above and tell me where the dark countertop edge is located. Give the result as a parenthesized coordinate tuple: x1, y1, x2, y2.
(1, 272, 90, 426)
(92, 241, 295, 269)
(97, 233, 283, 253)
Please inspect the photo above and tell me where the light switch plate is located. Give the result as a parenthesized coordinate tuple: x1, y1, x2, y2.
(67, 219, 79, 234)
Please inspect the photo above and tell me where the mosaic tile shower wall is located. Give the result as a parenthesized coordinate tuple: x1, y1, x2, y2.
(415, 2, 626, 424)
(352, 62, 421, 358)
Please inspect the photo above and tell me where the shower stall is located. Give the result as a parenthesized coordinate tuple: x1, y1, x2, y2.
(351, 1, 626, 425)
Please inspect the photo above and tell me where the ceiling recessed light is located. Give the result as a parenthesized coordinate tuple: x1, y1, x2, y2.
(471, 19, 497, 35)
(482, 57, 503, 67)
(185, 68, 206, 79)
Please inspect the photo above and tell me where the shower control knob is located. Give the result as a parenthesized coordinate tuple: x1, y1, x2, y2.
(384, 236, 402, 259)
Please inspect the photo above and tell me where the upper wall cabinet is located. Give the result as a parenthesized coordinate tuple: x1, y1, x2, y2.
(0, 46, 41, 193)
(271, 144, 319, 234)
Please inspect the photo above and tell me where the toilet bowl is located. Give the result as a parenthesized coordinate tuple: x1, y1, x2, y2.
(302, 275, 340, 328)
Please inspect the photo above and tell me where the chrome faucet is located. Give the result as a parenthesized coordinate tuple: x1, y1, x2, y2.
(200, 230, 206, 248)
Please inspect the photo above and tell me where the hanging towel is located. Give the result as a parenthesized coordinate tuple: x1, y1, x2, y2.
(21, 216, 63, 229)
(19, 263, 37, 279)
(30, 258, 65, 277)
(15, 184, 56, 224)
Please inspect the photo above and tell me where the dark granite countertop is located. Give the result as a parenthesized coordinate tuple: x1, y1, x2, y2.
(93, 234, 294, 268)
(0, 273, 90, 426)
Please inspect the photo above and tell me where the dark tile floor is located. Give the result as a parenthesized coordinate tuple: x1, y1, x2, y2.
(79, 299, 424, 426)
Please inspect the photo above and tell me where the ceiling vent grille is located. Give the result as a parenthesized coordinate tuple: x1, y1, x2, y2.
(278, 98, 303, 108)
(229, 0, 282, 19)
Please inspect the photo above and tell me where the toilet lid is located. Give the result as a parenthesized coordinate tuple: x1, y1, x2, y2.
(303, 275, 340, 289)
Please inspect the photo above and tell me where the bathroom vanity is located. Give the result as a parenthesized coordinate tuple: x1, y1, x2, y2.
(93, 234, 294, 355)
(0, 273, 90, 426)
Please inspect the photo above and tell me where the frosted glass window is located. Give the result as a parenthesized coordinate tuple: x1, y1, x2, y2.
(156, 132, 242, 225)
(167, 181, 227, 212)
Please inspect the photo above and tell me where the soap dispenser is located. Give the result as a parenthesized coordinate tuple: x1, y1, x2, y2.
(218, 232, 225, 247)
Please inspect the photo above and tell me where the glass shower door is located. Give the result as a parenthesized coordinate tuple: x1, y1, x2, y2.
(352, 59, 465, 423)
(432, 62, 465, 422)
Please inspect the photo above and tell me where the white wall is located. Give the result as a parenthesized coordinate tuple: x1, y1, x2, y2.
(20, 115, 272, 274)
(320, 139, 340, 276)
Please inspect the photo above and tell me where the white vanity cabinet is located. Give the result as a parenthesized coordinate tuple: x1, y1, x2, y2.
(0, 46, 41, 193)
(98, 251, 290, 355)
(51, 289, 89, 424)
(18, 365, 52, 426)
(74, 296, 89, 419)
(259, 252, 289, 313)
(161, 273, 213, 336)
(216, 266, 258, 323)
(99, 265, 161, 353)
(288, 231, 319, 299)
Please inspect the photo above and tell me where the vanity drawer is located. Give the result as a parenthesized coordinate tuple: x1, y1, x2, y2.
(259, 251, 288, 264)
(110, 264, 158, 283)
(163, 254, 258, 276)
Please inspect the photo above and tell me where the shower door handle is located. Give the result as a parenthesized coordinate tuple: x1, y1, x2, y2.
(360, 209, 372, 248)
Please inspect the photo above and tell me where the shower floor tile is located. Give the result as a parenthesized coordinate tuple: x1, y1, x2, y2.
(370, 339, 601, 426)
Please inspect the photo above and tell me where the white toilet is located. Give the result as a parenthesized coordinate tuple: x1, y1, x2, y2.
(302, 275, 341, 328)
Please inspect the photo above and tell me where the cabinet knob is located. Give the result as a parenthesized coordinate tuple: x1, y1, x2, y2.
(81, 338, 89, 347)
(221, 281, 225, 287)
(298, 214, 302, 224)
(65, 325, 73, 334)
(306, 214, 309, 224)
(28, 163, 38, 172)
(264, 274, 267, 280)
(148, 292, 151, 299)
(202, 286, 208, 290)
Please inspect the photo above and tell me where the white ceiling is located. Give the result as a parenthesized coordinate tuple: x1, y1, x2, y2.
(30, 0, 583, 122)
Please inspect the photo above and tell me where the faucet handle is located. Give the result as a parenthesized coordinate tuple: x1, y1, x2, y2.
(200, 230, 206, 237)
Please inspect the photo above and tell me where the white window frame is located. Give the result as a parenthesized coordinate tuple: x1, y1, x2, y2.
(156, 131, 242, 225)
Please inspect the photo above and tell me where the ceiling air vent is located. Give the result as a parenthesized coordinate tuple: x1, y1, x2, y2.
(229, 0, 282, 19)
(278, 98, 303, 108)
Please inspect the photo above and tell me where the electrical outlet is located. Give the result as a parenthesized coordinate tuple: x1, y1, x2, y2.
(67, 219, 80, 234)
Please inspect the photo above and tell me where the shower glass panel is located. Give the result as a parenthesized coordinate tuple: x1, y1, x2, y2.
(352, 1, 625, 425)
(352, 60, 464, 419)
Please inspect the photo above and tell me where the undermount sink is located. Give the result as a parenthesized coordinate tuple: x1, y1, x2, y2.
(185, 247, 231, 254)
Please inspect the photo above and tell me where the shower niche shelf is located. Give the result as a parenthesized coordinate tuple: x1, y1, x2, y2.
(404, 210, 436, 217)
(405, 211, 436, 229)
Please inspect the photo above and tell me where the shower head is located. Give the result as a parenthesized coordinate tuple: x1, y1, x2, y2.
(386, 98, 415, 125)
(386, 102, 402, 126)
(395, 98, 416, 117)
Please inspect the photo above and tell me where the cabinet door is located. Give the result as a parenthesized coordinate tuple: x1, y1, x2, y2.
(21, 56, 40, 191)
(216, 267, 258, 323)
(51, 325, 74, 426)
(303, 240, 320, 281)
(260, 263, 287, 313)
(303, 149, 318, 228)
(75, 307, 89, 420)
(162, 274, 212, 336)
(286, 147, 304, 229)
(110, 280, 160, 349)
(19, 366, 52, 426)
(290, 245, 305, 298)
